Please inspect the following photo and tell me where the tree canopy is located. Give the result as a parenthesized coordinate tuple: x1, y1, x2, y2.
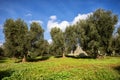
(3, 8, 119, 59)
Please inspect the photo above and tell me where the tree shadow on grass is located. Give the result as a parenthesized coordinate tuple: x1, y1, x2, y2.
(0, 57, 7, 63)
(53, 55, 93, 59)
(0, 69, 14, 80)
(66, 55, 93, 59)
(28, 56, 50, 62)
(0, 60, 6, 63)
(113, 65, 120, 74)
(54, 55, 63, 58)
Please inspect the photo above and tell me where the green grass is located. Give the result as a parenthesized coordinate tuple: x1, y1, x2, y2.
(0, 56, 120, 80)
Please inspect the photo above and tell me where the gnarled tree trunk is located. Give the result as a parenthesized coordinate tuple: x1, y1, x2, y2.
(62, 52, 65, 58)
(22, 54, 27, 62)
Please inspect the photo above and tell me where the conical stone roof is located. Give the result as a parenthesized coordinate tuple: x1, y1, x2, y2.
(73, 45, 88, 57)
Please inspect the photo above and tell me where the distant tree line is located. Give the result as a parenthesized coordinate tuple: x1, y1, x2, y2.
(1, 8, 120, 61)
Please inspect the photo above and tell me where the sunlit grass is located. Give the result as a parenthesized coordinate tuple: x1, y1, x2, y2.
(0, 56, 120, 80)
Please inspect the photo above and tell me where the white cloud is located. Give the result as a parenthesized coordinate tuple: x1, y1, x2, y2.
(29, 20, 43, 24)
(50, 15, 57, 20)
(47, 15, 69, 32)
(25, 13, 32, 16)
(114, 20, 120, 33)
(0, 40, 4, 47)
(0, 24, 3, 29)
(59, 21, 69, 31)
(115, 20, 120, 28)
(48, 39, 52, 44)
(72, 13, 92, 24)
(0, 43, 3, 47)
(47, 13, 92, 32)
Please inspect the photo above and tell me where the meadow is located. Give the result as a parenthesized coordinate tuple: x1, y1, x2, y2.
(0, 56, 120, 80)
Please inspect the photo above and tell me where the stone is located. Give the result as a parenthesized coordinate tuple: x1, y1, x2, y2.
(73, 45, 88, 57)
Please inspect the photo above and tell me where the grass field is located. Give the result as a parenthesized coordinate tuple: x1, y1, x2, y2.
(0, 56, 120, 80)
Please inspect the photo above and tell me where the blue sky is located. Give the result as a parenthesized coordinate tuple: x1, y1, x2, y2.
(0, 0, 120, 44)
